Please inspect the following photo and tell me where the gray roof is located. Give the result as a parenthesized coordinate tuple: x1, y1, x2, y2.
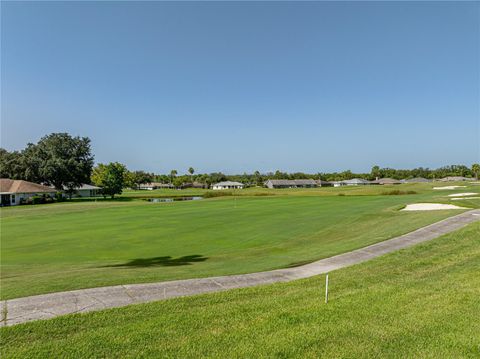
(76, 184, 101, 190)
(439, 176, 471, 182)
(315, 179, 333, 185)
(342, 178, 369, 184)
(62, 183, 101, 190)
(140, 182, 173, 187)
(404, 177, 431, 183)
(213, 181, 244, 186)
(371, 178, 402, 184)
(266, 179, 316, 185)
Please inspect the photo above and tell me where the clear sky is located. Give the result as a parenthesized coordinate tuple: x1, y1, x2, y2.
(1, 1, 479, 174)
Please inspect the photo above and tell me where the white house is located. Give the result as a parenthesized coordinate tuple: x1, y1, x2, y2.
(0, 179, 56, 206)
(138, 182, 174, 190)
(67, 184, 102, 197)
(212, 181, 244, 190)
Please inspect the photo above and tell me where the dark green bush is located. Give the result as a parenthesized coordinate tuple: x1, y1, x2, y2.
(382, 190, 417, 195)
(31, 196, 45, 205)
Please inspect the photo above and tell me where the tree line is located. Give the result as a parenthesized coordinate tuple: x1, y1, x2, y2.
(1, 133, 479, 199)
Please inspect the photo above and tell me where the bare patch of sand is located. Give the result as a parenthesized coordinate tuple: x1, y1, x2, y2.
(447, 193, 478, 197)
(402, 203, 467, 211)
(433, 186, 467, 190)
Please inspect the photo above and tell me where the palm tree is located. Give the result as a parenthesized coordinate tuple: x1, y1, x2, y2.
(170, 169, 177, 184)
(472, 163, 480, 180)
(188, 167, 194, 182)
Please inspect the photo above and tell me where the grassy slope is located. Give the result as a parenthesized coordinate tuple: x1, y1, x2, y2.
(2, 222, 479, 358)
(1, 183, 478, 299)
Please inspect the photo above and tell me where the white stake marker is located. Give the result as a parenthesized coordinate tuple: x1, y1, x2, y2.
(325, 274, 329, 304)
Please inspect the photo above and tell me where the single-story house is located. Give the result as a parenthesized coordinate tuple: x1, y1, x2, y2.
(212, 181, 244, 190)
(0, 179, 56, 206)
(180, 182, 208, 189)
(68, 184, 102, 197)
(315, 180, 333, 187)
(138, 182, 174, 190)
(403, 177, 431, 183)
(341, 178, 370, 186)
(264, 179, 317, 189)
(439, 176, 471, 182)
(370, 178, 402, 185)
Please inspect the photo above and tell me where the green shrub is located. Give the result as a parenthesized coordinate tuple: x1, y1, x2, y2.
(337, 193, 345, 196)
(382, 190, 417, 195)
(55, 192, 66, 202)
(31, 196, 45, 205)
(203, 191, 233, 198)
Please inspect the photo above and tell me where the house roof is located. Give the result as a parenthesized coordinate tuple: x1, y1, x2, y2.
(439, 176, 471, 182)
(213, 181, 244, 186)
(342, 178, 369, 184)
(315, 180, 332, 185)
(140, 182, 174, 187)
(62, 183, 101, 190)
(266, 179, 317, 185)
(371, 178, 402, 184)
(0, 179, 57, 194)
(404, 177, 431, 183)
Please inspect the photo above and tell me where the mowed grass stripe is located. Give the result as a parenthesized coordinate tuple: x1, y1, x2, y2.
(1, 190, 470, 300)
(2, 222, 479, 358)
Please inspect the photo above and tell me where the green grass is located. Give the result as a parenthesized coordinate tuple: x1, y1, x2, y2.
(1, 183, 478, 300)
(2, 222, 479, 358)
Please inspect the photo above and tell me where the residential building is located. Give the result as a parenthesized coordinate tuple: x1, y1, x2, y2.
(138, 182, 175, 190)
(0, 179, 56, 206)
(264, 179, 317, 189)
(341, 178, 370, 186)
(63, 184, 102, 197)
(403, 177, 431, 183)
(439, 176, 471, 182)
(212, 181, 244, 190)
(370, 178, 402, 185)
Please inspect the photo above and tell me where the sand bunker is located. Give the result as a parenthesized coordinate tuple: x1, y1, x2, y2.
(447, 193, 478, 197)
(433, 186, 467, 190)
(402, 203, 467, 211)
(451, 197, 480, 201)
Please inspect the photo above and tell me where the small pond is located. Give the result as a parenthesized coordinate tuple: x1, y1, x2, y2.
(146, 196, 203, 203)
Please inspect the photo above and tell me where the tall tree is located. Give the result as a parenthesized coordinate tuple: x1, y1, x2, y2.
(24, 133, 94, 192)
(188, 167, 195, 181)
(370, 165, 381, 180)
(127, 170, 153, 189)
(91, 162, 127, 198)
(170, 169, 177, 183)
(0, 149, 25, 179)
(472, 163, 480, 180)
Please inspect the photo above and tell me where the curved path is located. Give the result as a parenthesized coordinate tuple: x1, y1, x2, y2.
(2, 209, 479, 327)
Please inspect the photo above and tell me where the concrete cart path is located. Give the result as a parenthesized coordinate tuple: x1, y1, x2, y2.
(3, 209, 479, 327)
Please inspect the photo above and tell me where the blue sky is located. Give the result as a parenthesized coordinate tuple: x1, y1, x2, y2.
(1, 1, 479, 174)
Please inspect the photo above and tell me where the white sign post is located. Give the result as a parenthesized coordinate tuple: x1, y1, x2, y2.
(325, 274, 329, 304)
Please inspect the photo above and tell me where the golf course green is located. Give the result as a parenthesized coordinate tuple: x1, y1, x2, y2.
(1, 183, 478, 300)
(2, 220, 478, 358)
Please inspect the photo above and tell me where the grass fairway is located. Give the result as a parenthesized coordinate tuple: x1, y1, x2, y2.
(1, 184, 478, 300)
(2, 222, 478, 358)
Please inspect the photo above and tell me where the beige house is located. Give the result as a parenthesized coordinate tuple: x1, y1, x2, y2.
(0, 179, 56, 206)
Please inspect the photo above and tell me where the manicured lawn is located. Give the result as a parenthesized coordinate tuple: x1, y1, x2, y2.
(2, 222, 478, 358)
(2, 183, 478, 300)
